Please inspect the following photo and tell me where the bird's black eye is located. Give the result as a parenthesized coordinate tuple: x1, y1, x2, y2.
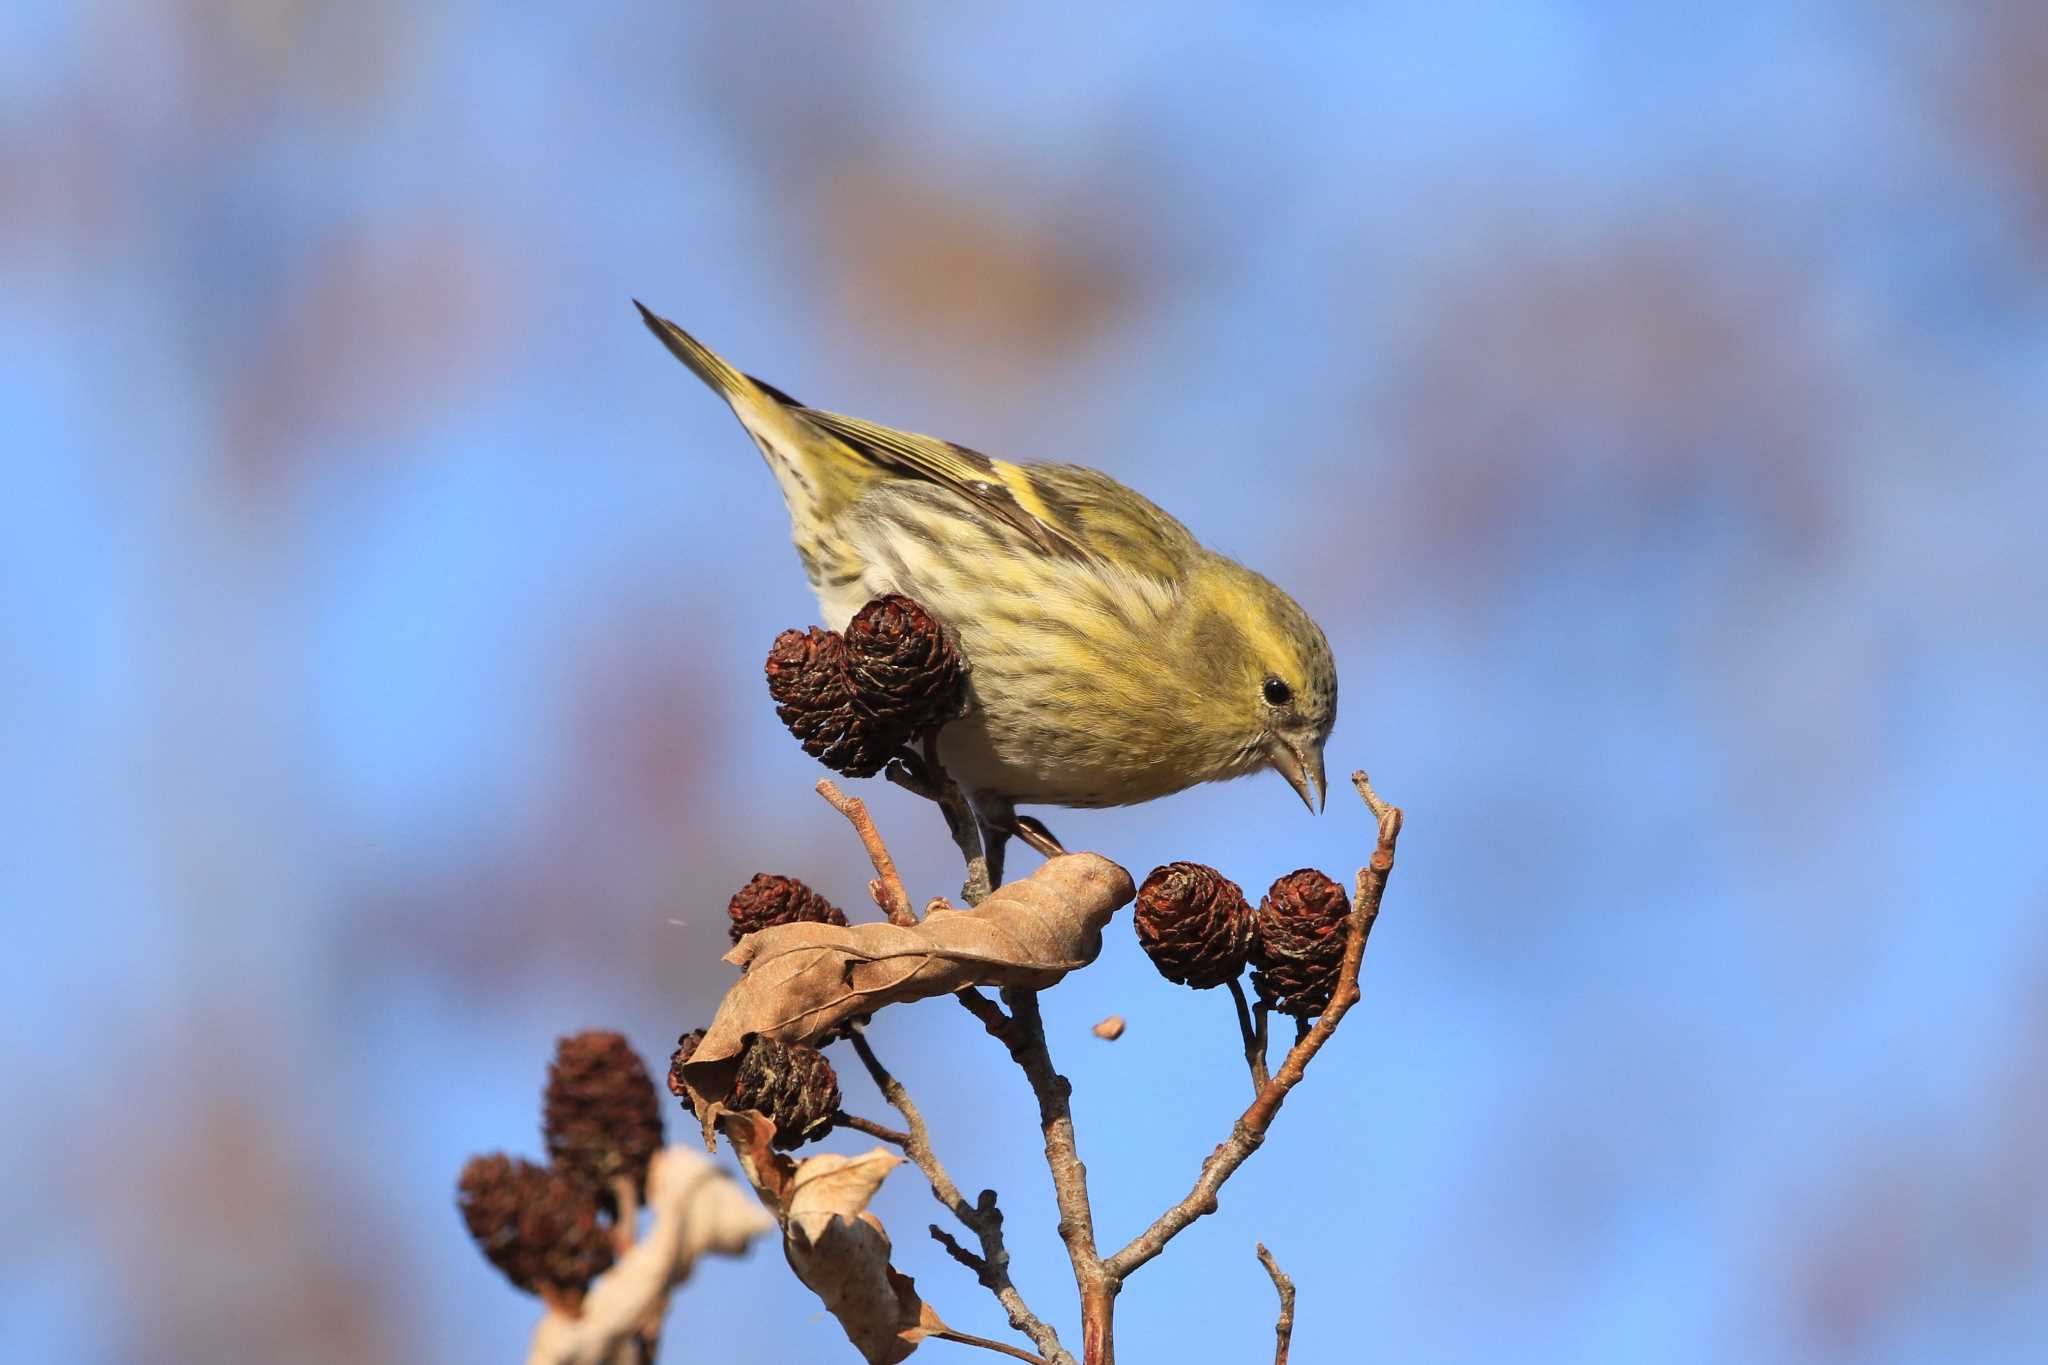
(1262, 677, 1293, 706)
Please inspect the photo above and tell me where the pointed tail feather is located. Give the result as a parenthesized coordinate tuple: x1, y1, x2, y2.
(635, 300, 874, 530)
(634, 299, 828, 451)
(633, 300, 760, 401)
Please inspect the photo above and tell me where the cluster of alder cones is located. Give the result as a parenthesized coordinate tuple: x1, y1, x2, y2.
(1135, 862, 1354, 1017)
(765, 594, 965, 777)
(456, 889, 855, 1303)
(456, 1032, 665, 1304)
(715, 593, 947, 1147)
(666, 873, 853, 1150)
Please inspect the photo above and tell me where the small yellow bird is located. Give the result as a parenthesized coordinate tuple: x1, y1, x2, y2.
(637, 302, 1335, 865)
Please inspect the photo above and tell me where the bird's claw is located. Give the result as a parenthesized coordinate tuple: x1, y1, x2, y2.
(1008, 815, 1066, 859)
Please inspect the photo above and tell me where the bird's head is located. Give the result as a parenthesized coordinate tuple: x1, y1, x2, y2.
(1183, 561, 1337, 812)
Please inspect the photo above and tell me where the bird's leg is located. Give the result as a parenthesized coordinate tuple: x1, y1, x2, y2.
(970, 789, 1025, 894)
(888, 734, 995, 905)
(976, 811, 1010, 894)
(973, 809, 1062, 893)
(973, 805, 1064, 885)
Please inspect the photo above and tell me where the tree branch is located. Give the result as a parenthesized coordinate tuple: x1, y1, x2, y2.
(816, 779, 918, 926)
(1255, 1243, 1295, 1365)
(845, 1026, 1073, 1365)
(1101, 772, 1401, 1282)
(995, 988, 1114, 1363)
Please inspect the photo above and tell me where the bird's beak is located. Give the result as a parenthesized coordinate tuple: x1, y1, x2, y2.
(1265, 735, 1327, 813)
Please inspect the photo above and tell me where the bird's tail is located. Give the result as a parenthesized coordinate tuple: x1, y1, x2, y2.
(633, 299, 832, 457)
(634, 300, 762, 404)
(634, 299, 871, 547)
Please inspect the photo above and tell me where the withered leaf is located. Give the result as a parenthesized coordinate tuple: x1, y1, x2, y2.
(684, 852, 1133, 1104)
(723, 1113, 945, 1365)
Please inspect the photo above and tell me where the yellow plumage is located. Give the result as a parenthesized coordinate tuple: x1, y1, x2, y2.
(636, 302, 1336, 847)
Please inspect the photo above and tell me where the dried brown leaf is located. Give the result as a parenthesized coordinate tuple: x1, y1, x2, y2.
(682, 852, 1134, 1104)
(721, 1112, 943, 1364)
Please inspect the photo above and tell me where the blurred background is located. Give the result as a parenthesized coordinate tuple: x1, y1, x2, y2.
(5, 2, 2046, 1361)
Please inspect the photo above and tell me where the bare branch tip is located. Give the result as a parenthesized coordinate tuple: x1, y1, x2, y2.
(813, 777, 916, 924)
(1256, 1242, 1297, 1365)
(931, 1222, 990, 1273)
(1349, 768, 1396, 817)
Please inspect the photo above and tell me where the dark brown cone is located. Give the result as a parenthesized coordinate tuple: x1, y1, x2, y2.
(457, 1154, 614, 1296)
(1252, 869, 1352, 1018)
(668, 1029, 706, 1110)
(735, 1035, 842, 1148)
(670, 1030, 839, 1149)
(542, 1031, 664, 1202)
(764, 626, 907, 778)
(843, 594, 965, 734)
(1133, 861, 1255, 990)
(727, 873, 849, 946)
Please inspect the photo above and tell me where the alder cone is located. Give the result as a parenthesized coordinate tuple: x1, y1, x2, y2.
(668, 1029, 708, 1108)
(542, 1031, 664, 1201)
(457, 1154, 614, 1295)
(842, 594, 965, 734)
(1252, 868, 1351, 1018)
(1133, 861, 1255, 990)
(672, 1030, 841, 1150)
(764, 626, 903, 778)
(728, 873, 848, 946)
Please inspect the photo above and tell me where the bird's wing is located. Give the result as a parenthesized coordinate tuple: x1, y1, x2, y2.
(797, 407, 1099, 564)
(1013, 462, 1201, 585)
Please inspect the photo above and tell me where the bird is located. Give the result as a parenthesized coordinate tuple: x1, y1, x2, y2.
(636, 301, 1335, 880)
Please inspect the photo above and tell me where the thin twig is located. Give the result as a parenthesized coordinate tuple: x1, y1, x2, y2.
(931, 1223, 991, 1277)
(1226, 978, 1270, 1099)
(933, 1327, 1052, 1364)
(1255, 1243, 1295, 1365)
(1101, 773, 1401, 1282)
(955, 987, 1014, 1041)
(845, 1026, 1072, 1365)
(832, 1111, 911, 1147)
(816, 779, 918, 926)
